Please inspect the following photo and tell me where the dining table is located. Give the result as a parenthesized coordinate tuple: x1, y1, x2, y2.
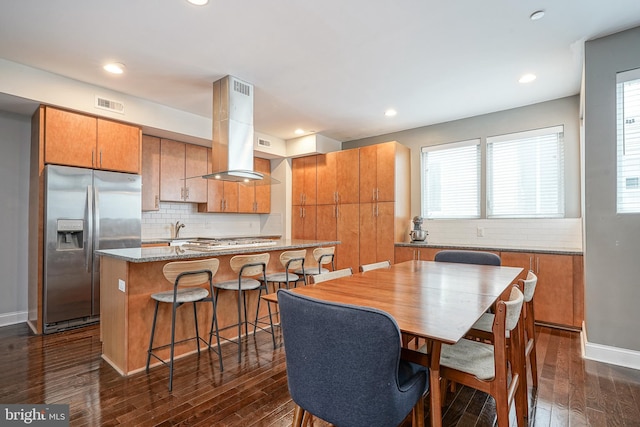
(262, 259, 523, 427)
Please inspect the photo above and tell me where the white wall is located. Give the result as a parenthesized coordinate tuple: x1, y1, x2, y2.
(344, 96, 582, 251)
(583, 25, 640, 366)
(0, 111, 30, 326)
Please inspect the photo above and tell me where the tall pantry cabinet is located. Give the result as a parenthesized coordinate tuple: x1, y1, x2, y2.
(358, 142, 411, 267)
(291, 141, 410, 272)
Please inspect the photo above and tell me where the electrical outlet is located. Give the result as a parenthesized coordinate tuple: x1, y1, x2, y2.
(477, 227, 485, 237)
(118, 279, 125, 292)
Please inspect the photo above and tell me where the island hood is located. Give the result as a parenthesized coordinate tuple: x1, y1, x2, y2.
(204, 75, 274, 184)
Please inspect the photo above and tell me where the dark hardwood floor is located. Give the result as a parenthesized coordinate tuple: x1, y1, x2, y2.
(1, 323, 640, 426)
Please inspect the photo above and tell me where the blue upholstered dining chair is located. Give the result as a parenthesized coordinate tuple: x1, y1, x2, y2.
(278, 290, 429, 427)
(434, 249, 501, 266)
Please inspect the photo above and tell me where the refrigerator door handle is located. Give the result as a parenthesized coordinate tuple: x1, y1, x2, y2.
(94, 186, 101, 251)
(86, 185, 93, 273)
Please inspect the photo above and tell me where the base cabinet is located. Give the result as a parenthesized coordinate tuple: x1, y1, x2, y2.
(394, 247, 440, 263)
(499, 251, 582, 328)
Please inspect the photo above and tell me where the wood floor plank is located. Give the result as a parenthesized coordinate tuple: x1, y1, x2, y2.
(2, 323, 640, 426)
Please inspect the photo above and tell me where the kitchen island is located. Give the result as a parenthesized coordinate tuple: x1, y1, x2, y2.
(96, 239, 339, 375)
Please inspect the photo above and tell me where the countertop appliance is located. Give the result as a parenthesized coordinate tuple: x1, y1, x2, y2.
(409, 216, 428, 243)
(44, 165, 141, 333)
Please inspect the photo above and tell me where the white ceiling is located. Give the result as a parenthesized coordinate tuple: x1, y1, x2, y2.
(1, 1, 640, 142)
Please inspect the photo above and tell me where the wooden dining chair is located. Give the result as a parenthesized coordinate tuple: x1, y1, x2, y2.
(428, 285, 526, 427)
(359, 260, 391, 272)
(308, 267, 352, 284)
(278, 290, 429, 427)
(471, 271, 539, 389)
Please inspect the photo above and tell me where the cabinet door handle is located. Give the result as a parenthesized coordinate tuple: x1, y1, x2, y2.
(155, 195, 159, 209)
(376, 187, 379, 201)
(536, 257, 540, 273)
(185, 187, 189, 200)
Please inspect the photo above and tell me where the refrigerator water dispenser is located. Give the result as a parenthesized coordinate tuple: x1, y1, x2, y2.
(56, 219, 84, 250)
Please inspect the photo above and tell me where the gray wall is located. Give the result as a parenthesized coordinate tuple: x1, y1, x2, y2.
(0, 111, 30, 323)
(584, 26, 640, 352)
(344, 95, 581, 219)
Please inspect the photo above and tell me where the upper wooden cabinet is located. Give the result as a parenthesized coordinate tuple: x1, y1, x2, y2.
(316, 149, 360, 205)
(292, 156, 317, 206)
(141, 135, 160, 211)
(44, 106, 141, 174)
(198, 148, 238, 213)
(359, 141, 400, 203)
(159, 139, 208, 203)
(238, 157, 271, 213)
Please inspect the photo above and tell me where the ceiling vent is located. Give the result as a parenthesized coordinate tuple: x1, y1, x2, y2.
(95, 96, 125, 114)
(257, 138, 272, 149)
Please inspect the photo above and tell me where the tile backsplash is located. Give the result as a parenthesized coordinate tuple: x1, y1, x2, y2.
(408, 218, 583, 251)
(142, 202, 283, 240)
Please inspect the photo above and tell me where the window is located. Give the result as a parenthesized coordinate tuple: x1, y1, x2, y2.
(617, 68, 640, 213)
(421, 139, 480, 219)
(487, 126, 565, 218)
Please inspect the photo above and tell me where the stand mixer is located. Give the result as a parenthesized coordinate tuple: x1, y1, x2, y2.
(409, 216, 428, 242)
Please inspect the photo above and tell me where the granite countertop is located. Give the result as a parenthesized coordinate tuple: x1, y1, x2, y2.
(395, 241, 582, 256)
(97, 239, 339, 263)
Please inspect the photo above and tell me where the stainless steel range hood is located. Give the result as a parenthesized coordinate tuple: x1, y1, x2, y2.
(203, 75, 275, 184)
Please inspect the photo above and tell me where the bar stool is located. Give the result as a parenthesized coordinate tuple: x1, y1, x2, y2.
(264, 249, 307, 290)
(210, 253, 274, 362)
(146, 258, 223, 392)
(295, 246, 335, 280)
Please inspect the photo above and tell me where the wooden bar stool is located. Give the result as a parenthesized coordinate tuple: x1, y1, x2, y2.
(145, 258, 223, 391)
(295, 247, 335, 281)
(210, 253, 274, 362)
(264, 249, 307, 290)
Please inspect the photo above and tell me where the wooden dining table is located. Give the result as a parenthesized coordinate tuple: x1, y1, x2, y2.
(262, 259, 523, 427)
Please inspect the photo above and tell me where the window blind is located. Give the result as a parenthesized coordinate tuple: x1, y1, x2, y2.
(421, 139, 480, 219)
(617, 68, 640, 213)
(487, 126, 565, 218)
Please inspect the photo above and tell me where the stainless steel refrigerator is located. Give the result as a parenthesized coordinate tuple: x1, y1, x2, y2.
(44, 164, 141, 333)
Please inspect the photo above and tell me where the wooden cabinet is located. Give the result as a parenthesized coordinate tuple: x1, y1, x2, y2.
(359, 202, 395, 266)
(238, 157, 271, 213)
(292, 205, 317, 240)
(394, 246, 440, 263)
(199, 149, 238, 213)
(141, 135, 160, 211)
(500, 251, 583, 328)
(44, 106, 141, 173)
(316, 149, 360, 205)
(292, 156, 317, 206)
(97, 118, 141, 173)
(291, 142, 410, 271)
(160, 139, 207, 203)
(359, 141, 397, 203)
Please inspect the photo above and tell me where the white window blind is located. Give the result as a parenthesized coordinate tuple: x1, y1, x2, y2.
(617, 68, 640, 214)
(421, 139, 480, 219)
(487, 126, 565, 218)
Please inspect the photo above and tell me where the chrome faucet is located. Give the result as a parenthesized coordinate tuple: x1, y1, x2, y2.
(174, 221, 185, 239)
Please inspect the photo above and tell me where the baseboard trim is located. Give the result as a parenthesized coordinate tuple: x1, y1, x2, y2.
(0, 310, 28, 328)
(582, 323, 640, 370)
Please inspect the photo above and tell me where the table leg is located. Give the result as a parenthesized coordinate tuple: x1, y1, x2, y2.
(429, 341, 442, 427)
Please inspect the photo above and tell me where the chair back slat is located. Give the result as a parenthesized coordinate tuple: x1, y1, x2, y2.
(280, 249, 307, 271)
(504, 286, 524, 331)
(359, 260, 391, 272)
(309, 268, 352, 284)
(434, 250, 501, 266)
(312, 247, 335, 264)
(230, 253, 270, 277)
(162, 258, 219, 287)
(521, 271, 538, 302)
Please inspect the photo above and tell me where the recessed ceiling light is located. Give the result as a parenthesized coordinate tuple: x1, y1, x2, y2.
(294, 129, 305, 135)
(519, 73, 537, 83)
(530, 10, 545, 21)
(187, 0, 209, 5)
(103, 62, 125, 74)
(385, 109, 397, 117)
